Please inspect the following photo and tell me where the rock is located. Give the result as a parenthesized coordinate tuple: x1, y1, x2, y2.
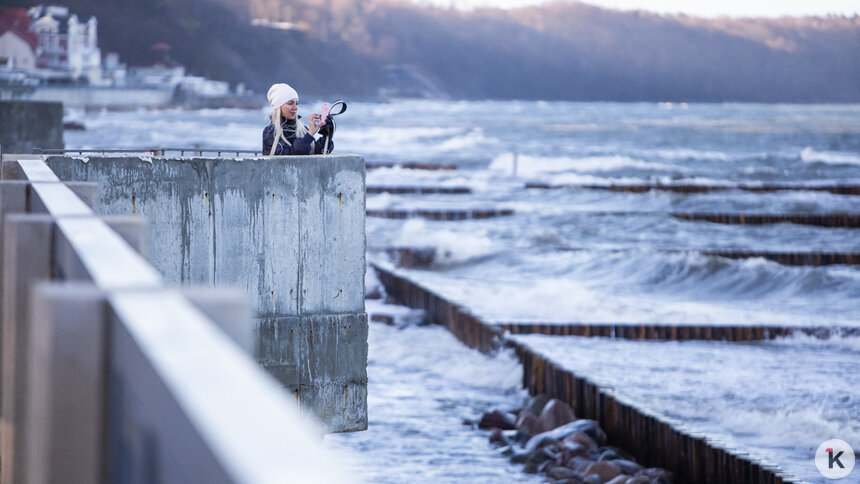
(63, 121, 86, 131)
(516, 412, 541, 436)
(510, 450, 529, 464)
(510, 429, 531, 444)
(525, 420, 604, 453)
(479, 410, 517, 430)
(634, 468, 673, 481)
(527, 446, 557, 467)
(582, 475, 603, 484)
(537, 398, 577, 433)
(595, 447, 624, 462)
(370, 313, 394, 325)
(568, 456, 594, 474)
(612, 459, 643, 475)
(578, 420, 608, 446)
(488, 428, 507, 446)
(548, 466, 581, 480)
(625, 477, 650, 484)
(560, 442, 589, 464)
(564, 432, 598, 451)
(497, 445, 514, 456)
(584, 460, 622, 482)
(605, 476, 630, 484)
(538, 460, 554, 474)
(525, 394, 552, 416)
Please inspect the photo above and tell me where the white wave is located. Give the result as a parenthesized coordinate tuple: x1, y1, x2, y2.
(436, 128, 498, 151)
(800, 147, 860, 165)
(394, 219, 498, 265)
(638, 147, 731, 161)
(489, 153, 683, 176)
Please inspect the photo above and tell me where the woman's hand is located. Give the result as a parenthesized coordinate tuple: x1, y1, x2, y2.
(308, 113, 321, 136)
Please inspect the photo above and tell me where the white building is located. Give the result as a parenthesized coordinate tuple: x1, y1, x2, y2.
(27, 5, 102, 84)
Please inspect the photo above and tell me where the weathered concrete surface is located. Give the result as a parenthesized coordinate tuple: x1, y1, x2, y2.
(46, 155, 367, 432)
(0, 101, 63, 154)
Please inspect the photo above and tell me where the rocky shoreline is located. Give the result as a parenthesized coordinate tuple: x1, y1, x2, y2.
(471, 395, 673, 484)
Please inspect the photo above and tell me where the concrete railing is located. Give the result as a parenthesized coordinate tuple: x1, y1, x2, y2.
(0, 154, 351, 484)
(45, 154, 368, 433)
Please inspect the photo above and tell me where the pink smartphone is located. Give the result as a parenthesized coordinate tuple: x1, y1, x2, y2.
(320, 102, 330, 124)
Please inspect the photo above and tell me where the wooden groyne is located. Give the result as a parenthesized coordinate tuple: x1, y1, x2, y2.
(366, 162, 458, 171)
(367, 186, 472, 195)
(702, 250, 860, 266)
(385, 247, 436, 268)
(371, 263, 809, 484)
(672, 213, 860, 228)
(382, 245, 860, 268)
(366, 208, 514, 220)
(498, 322, 858, 341)
(526, 182, 860, 196)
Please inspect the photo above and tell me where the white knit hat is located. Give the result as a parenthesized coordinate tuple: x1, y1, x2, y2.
(267, 83, 299, 108)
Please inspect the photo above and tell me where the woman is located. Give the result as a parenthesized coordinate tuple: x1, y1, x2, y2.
(262, 83, 334, 156)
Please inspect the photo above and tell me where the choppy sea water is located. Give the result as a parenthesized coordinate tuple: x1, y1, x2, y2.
(65, 101, 860, 482)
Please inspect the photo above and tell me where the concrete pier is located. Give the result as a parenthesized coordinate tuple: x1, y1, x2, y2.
(0, 101, 63, 154)
(46, 154, 368, 433)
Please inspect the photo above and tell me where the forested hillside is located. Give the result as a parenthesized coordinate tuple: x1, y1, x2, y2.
(10, 0, 859, 101)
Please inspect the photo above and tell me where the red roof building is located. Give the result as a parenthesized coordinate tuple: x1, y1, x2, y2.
(0, 8, 38, 69)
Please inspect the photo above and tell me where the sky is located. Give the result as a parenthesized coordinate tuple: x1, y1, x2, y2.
(411, 0, 860, 18)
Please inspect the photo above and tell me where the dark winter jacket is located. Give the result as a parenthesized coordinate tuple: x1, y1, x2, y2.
(262, 116, 334, 156)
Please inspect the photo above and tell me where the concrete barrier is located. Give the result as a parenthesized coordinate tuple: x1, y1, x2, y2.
(44, 154, 368, 433)
(1, 156, 351, 483)
(0, 101, 63, 154)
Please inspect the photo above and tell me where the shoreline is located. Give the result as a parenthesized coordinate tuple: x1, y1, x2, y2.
(370, 262, 809, 484)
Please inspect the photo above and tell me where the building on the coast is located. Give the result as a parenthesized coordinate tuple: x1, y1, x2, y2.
(0, 8, 38, 70)
(127, 43, 186, 88)
(1, 5, 239, 104)
(27, 5, 102, 84)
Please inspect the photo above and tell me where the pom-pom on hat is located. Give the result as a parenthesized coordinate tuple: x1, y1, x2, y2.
(267, 83, 298, 108)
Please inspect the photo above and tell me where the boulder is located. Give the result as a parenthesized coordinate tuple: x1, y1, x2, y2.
(595, 447, 624, 462)
(548, 466, 581, 481)
(580, 420, 608, 446)
(488, 428, 508, 446)
(525, 420, 604, 453)
(516, 412, 541, 436)
(525, 394, 552, 416)
(625, 477, 650, 484)
(582, 475, 603, 484)
(479, 410, 517, 430)
(527, 447, 556, 467)
(635, 468, 673, 481)
(564, 432, 598, 451)
(560, 442, 589, 464)
(536, 398, 577, 433)
(584, 460, 622, 482)
(605, 476, 630, 484)
(568, 456, 594, 474)
(612, 459, 643, 475)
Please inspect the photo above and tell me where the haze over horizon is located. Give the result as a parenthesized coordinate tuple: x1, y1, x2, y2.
(412, 0, 860, 18)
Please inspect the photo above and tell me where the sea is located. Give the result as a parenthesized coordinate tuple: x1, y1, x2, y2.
(65, 100, 860, 483)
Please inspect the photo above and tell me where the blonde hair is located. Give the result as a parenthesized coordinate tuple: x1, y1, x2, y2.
(269, 107, 313, 156)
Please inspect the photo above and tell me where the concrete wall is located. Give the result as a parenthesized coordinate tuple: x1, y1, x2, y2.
(46, 155, 368, 433)
(0, 101, 63, 154)
(25, 86, 174, 108)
